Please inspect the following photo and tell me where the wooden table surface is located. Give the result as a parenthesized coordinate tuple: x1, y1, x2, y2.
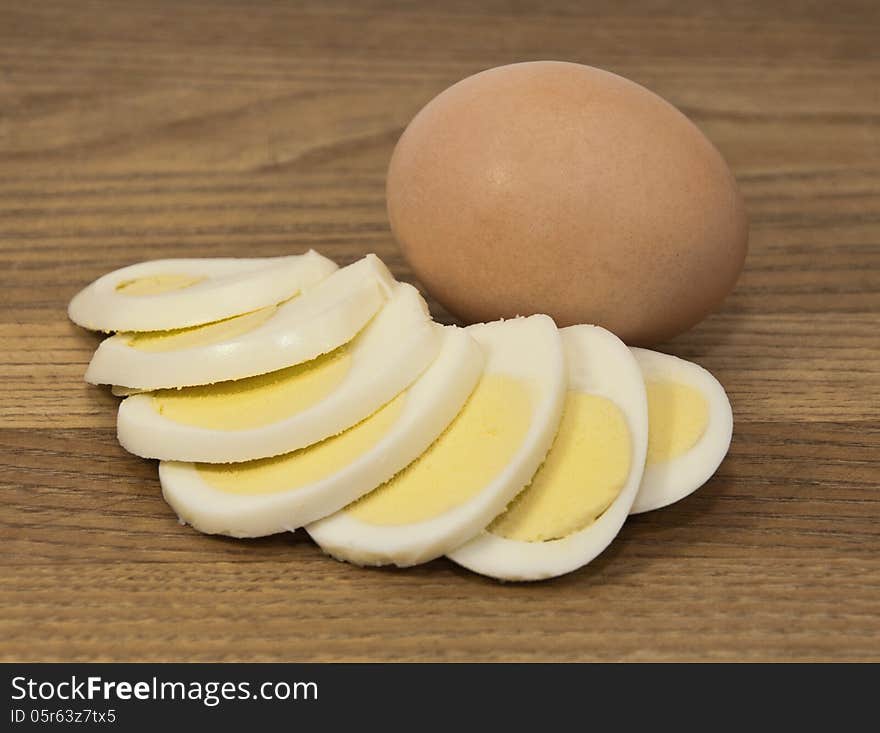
(2, 0, 878, 662)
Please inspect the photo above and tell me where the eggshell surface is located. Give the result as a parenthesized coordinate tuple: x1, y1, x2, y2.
(387, 61, 748, 345)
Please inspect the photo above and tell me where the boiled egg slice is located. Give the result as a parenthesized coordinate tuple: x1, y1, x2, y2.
(68, 250, 337, 332)
(306, 314, 565, 567)
(158, 325, 483, 537)
(629, 348, 733, 514)
(447, 325, 648, 581)
(85, 255, 395, 390)
(116, 283, 440, 462)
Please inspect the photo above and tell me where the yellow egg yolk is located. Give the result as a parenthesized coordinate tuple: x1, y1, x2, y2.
(490, 392, 631, 542)
(646, 379, 710, 464)
(151, 346, 351, 431)
(115, 273, 205, 295)
(196, 393, 406, 494)
(346, 374, 533, 526)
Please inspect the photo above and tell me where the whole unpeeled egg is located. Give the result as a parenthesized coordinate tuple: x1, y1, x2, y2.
(387, 61, 749, 345)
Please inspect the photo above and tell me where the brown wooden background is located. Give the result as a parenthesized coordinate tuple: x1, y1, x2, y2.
(2, 1, 878, 662)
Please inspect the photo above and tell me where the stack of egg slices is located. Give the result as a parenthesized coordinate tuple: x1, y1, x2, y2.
(68, 250, 732, 581)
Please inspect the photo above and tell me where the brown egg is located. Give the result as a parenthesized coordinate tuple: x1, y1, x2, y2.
(386, 61, 748, 345)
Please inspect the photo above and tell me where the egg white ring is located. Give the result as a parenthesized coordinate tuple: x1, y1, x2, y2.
(159, 326, 484, 538)
(116, 283, 441, 463)
(86, 255, 395, 390)
(447, 325, 649, 581)
(306, 314, 566, 568)
(68, 250, 337, 332)
(629, 347, 733, 514)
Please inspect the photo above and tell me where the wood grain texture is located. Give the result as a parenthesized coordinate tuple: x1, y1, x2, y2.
(1, 0, 878, 662)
